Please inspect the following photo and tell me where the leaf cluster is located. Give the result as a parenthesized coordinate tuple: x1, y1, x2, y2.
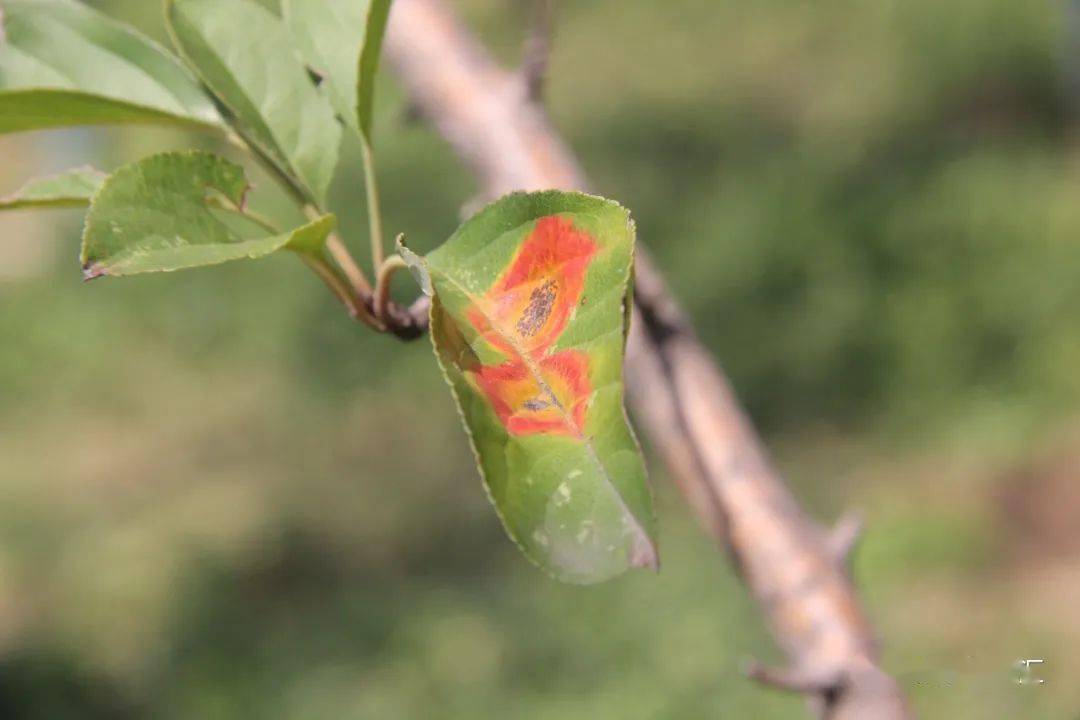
(0, 0, 656, 583)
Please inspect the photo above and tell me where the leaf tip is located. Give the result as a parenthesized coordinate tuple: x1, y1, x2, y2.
(629, 532, 660, 572)
(397, 235, 433, 296)
(82, 263, 108, 281)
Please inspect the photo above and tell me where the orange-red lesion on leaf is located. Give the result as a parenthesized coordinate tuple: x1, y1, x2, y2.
(468, 215, 597, 356)
(465, 215, 598, 437)
(473, 350, 590, 437)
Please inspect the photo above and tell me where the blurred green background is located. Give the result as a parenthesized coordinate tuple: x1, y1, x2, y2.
(2, 0, 1080, 717)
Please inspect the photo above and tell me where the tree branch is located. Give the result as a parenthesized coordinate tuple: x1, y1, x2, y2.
(384, 2, 910, 716)
(520, 0, 553, 102)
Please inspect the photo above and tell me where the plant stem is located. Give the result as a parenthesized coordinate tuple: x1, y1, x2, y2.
(303, 204, 374, 296)
(224, 130, 312, 209)
(225, 129, 377, 300)
(374, 253, 408, 322)
(360, 138, 385, 270)
(299, 252, 381, 330)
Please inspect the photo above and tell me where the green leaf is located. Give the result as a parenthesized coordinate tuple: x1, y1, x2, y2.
(421, 191, 657, 584)
(81, 151, 334, 278)
(0, 166, 104, 210)
(282, 0, 391, 143)
(396, 234, 432, 296)
(0, 0, 219, 134)
(165, 0, 342, 205)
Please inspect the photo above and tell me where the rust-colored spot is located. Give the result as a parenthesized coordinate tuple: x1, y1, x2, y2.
(473, 350, 590, 437)
(469, 215, 596, 357)
(464, 215, 598, 437)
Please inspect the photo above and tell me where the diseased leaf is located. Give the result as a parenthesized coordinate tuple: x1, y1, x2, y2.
(0, 166, 104, 210)
(282, 0, 391, 143)
(166, 0, 342, 205)
(421, 191, 657, 584)
(81, 151, 334, 278)
(0, 0, 219, 134)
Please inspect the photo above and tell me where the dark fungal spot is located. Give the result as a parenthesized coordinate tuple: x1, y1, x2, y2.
(516, 280, 557, 337)
(523, 397, 551, 411)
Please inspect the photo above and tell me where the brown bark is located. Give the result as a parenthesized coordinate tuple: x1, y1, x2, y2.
(384, 1, 911, 716)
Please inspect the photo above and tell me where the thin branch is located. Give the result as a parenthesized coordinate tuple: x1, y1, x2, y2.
(223, 124, 385, 323)
(303, 204, 374, 297)
(219, 96, 423, 335)
(360, 138, 386, 270)
(329, 233, 374, 295)
(298, 252, 381, 330)
(829, 511, 865, 566)
(746, 660, 842, 695)
(383, 2, 910, 717)
(521, 0, 553, 102)
(374, 252, 408, 324)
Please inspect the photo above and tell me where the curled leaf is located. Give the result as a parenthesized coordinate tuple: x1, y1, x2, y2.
(422, 191, 657, 584)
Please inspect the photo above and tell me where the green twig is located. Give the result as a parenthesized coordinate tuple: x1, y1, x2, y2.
(298, 251, 381, 330)
(360, 137, 385, 270)
(374, 252, 408, 323)
(303, 204, 374, 297)
(224, 128, 377, 302)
